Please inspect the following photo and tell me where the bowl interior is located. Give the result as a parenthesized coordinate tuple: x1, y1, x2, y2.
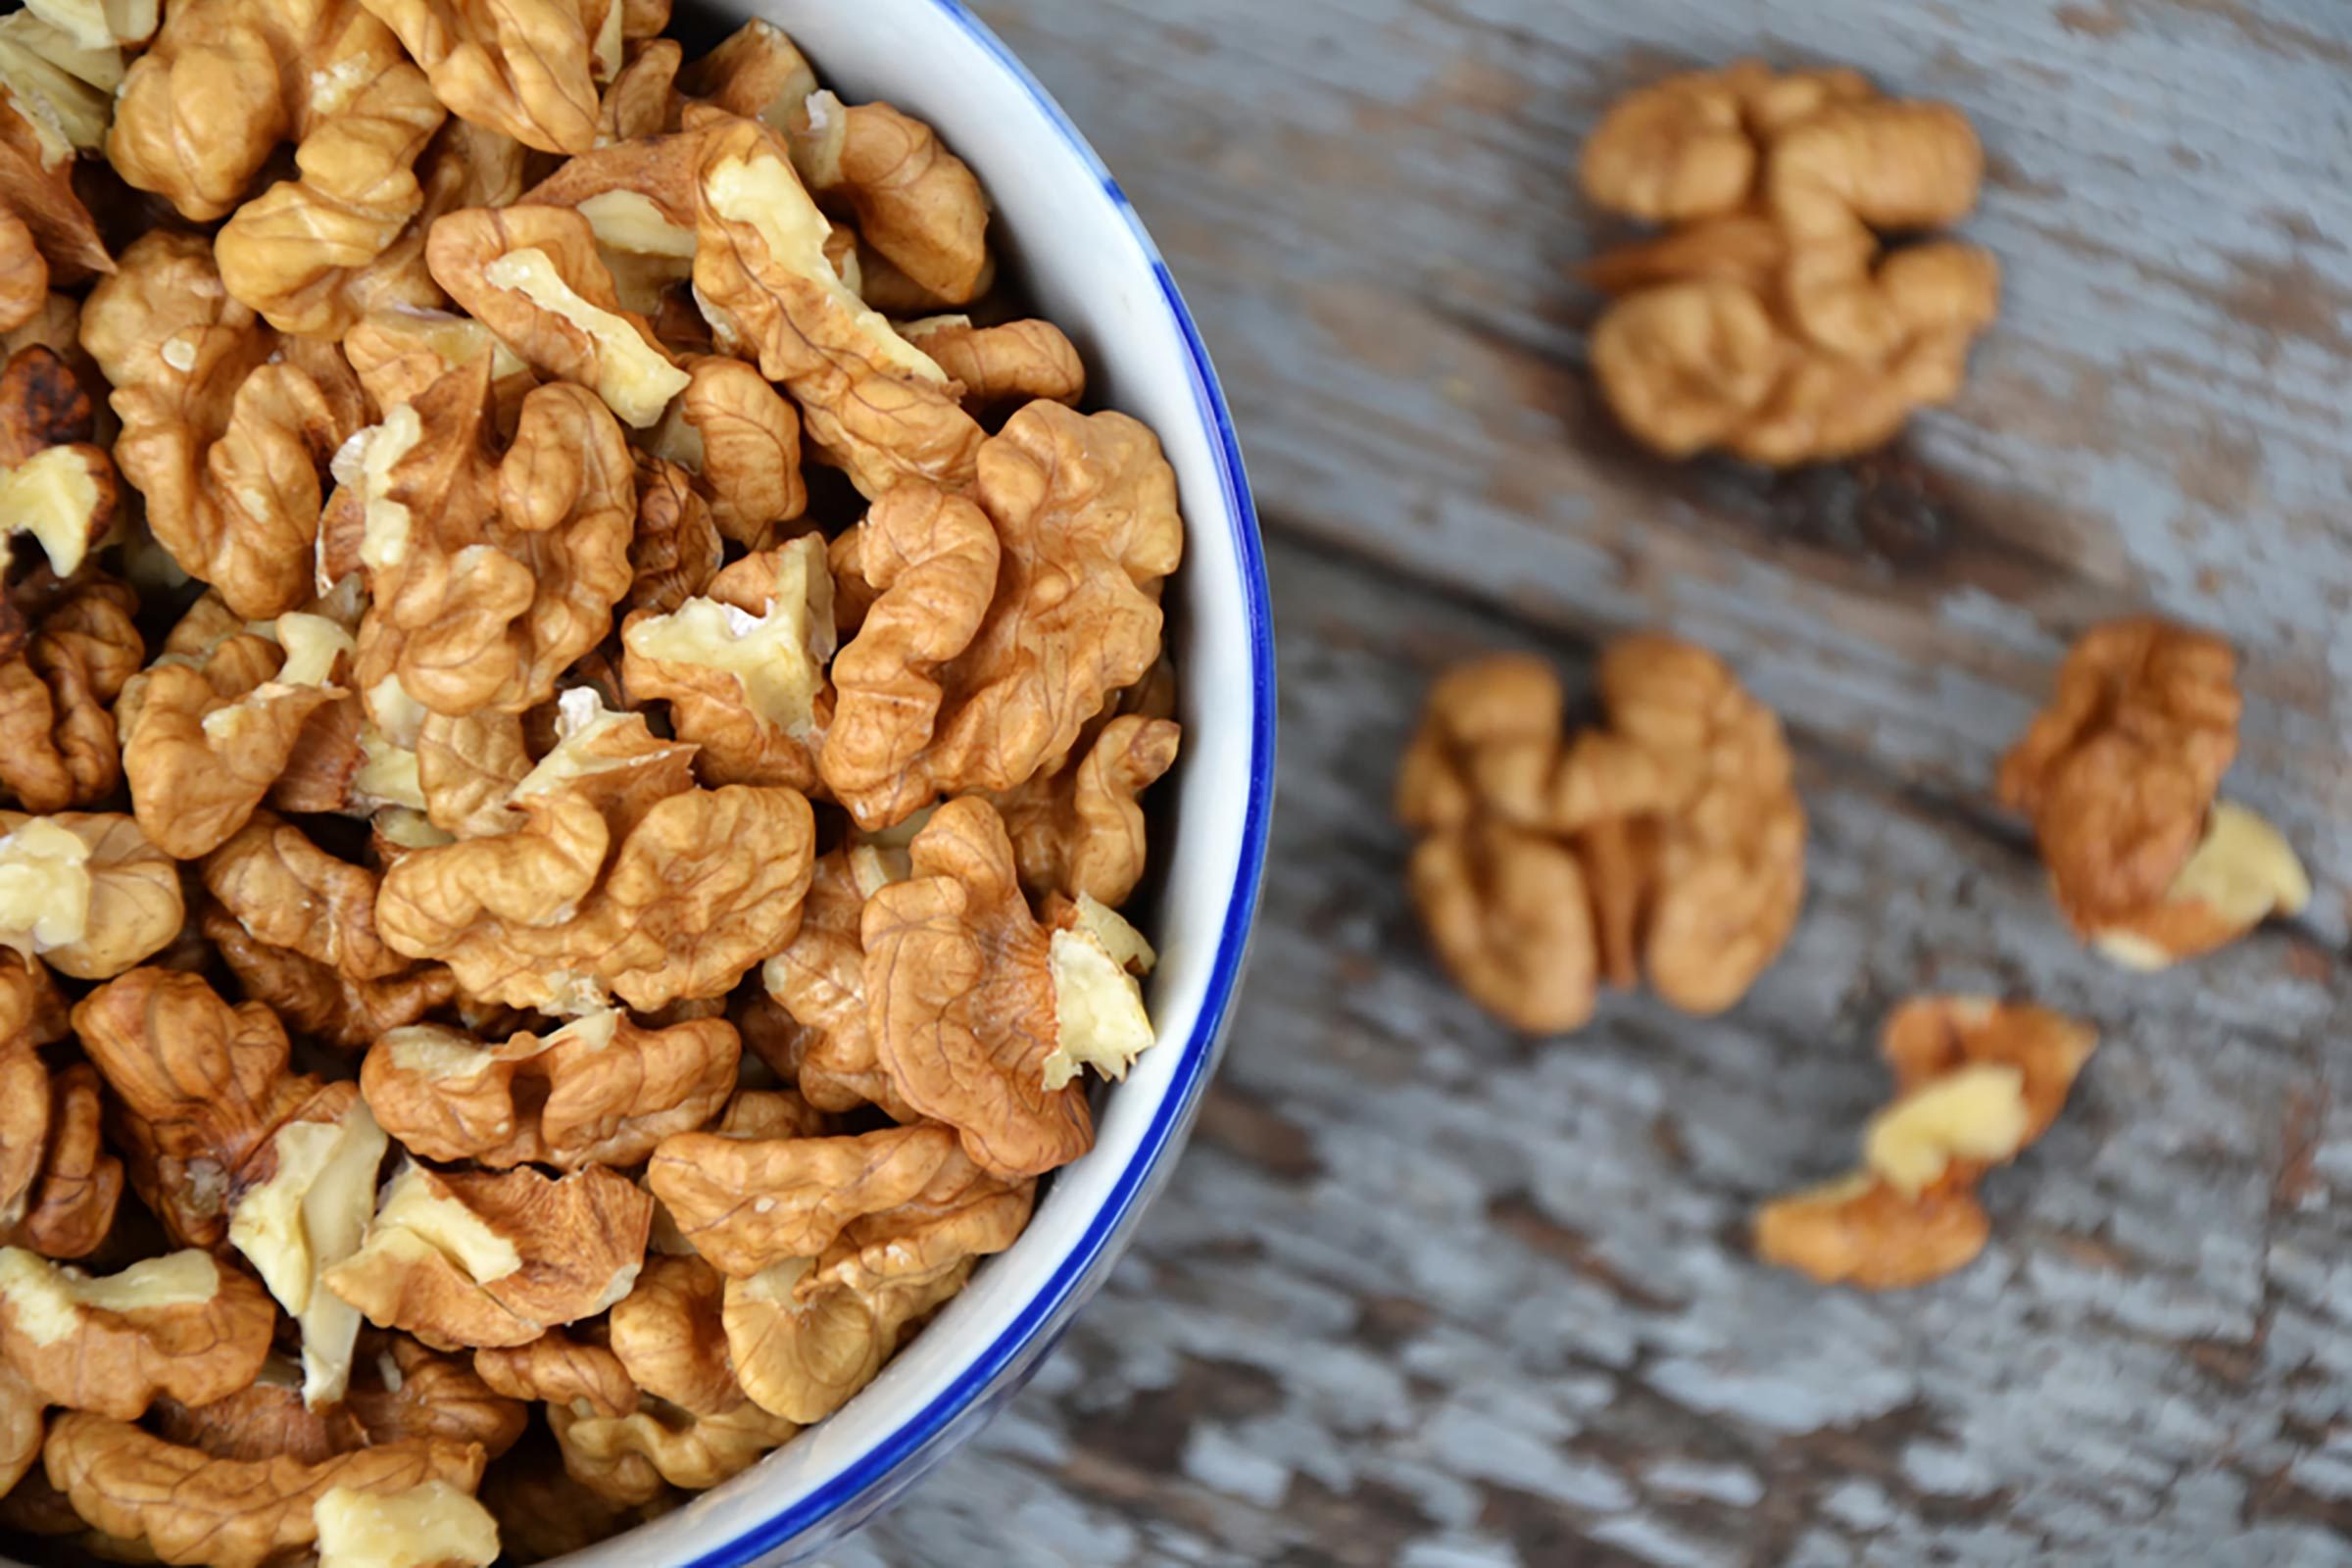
(553, 3, 1273, 1564)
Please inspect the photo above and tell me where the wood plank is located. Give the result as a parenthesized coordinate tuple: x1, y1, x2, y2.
(960, 0, 2352, 943)
(848, 533, 2351, 1567)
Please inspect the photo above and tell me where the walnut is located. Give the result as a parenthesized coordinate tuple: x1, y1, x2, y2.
(225, 1084, 389, 1406)
(993, 713, 1181, 907)
(343, 1333, 527, 1457)
(0, 345, 115, 584)
(412, 706, 533, 839)
(344, 307, 538, 438)
(901, 316, 1086, 413)
(71, 967, 323, 1250)
(322, 1159, 652, 1348)
(110, 0, 450, 337)
(312, 1479, 500, 1568)
(646, 1122, 958, 1278)
(620, 452, 721, 615)
(823, 403, 1183, 829)
(82, 234, 367, 618)
(519, 129, 703, 316)
(0, 1354, 35, 1496)
(118, 606, 356, 859)
(1994, 617, 2287, 957)
(362, 0, 643, 156)
(147, 1359, 367, 1464)
(1397, 642, 1804, 1030)
(547, 1396, 795, 1504)
(0, 812, 182, 981)
(1754, 997, 2097, 1290)
(641, 353, 807, 548)
(375, 690, 816, 1014)
(789, 93, 990, 306)
(690, 111, 983, 498)
(0, 1059, 123, 1259)
(480, 1439, 677, 1563)
(620, 535, 834, 791)
(43, 1411, 486, 1568)
(606, 1253, 743, 1417)
(340, 363, 636, 718)
(427, 203, 691, 428)
(202, 812, 408, 982)
(0, 213, 41, 336)
(0, 575, 141, 813)
(473, 1330, 636, 1417)
(761, 846, 918, 1121)
(677, 19, 813, 130)
(205, 906, 460, 1053)
(1580, 63, 1997, 465)
(0, 1247, 276, 1418)
(360, 1008, 738, 1169)
(599, 36, 682, 144)
(0, 20, 116, 286)
(865, 799, 1163, 1178)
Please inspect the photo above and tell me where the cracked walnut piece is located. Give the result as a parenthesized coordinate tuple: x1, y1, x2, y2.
(863, 798, 1158, 1179)
(1397, 641, 1804, 1031)
(0, 1057, 123, 1260)
(323, 1159, 651, 1349)
(1996, 616, 2305, 964)
(363, 0, 667, 157)
(1754, 997, 2098, 1290)
(0, 811, 182, 980)
(0, 1247, 276, 1419)
(822, 402, 1184, 830)
(0, 576, 144, 814)
(44, 1411, 486, 1568)
(361, 1008, 739, 1169)
(0, 344, 115, 585)
(339, 360, 635, 718)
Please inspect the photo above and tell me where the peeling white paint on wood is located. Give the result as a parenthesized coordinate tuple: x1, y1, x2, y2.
(842, 2, 2352, 1564)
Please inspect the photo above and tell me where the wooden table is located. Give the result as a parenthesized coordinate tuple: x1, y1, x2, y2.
(841, 2, 2352, 1562)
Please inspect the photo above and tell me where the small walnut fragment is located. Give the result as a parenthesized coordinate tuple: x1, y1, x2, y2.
(205, 906, 460, 1053)
(901, 316, 1086, 413)
(642, 353, 807, 548)
(376, 690, 816, 1013)
(762, 846, 918, 1121)
(646, 1121, 958, 1277)
(203, 812, 408, 982)
(147, 1358, 366, 1464)
(43, 1411, 486, 1568)
(547, 1396, 795, 1505)
(993, 713, 1180, 907)
(323, 1159, 651, 1348)
(865, 799, 1162, 1178)
(0, 574, 142, 813)
(0, 812, 182, 980)
(0, 1059, 123, 1259)
(621, 452, 722, 615)
(1997, 617, 2303, 964)
(0, 1247, 275, 1418)
(691, 111, 983, 498)
(361, 1008, 738, 1169)
(427, 203, 691, 427)
(823, 403, 1183, 829)
(1396, 641, 1804, 1032)
(343, 1333, 526, 1457)
(1754, 997, 2098, 1290)
(117, 606, 356, 859)
(72, 968, 325, 1249)
(607, 1253, 743, 1417)
(1579, 61, 1997, 465)
(621, 534, 835, 790)
(0, 344, 115, 583)
(473, 1330, 636, 1417)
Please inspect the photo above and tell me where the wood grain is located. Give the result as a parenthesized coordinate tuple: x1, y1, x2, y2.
(838, 1, 2352, 1563)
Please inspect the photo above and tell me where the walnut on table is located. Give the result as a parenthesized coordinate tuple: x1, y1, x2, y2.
(1995, 616, 2308, 967)
(1396, 640, 1805, 1033)
(1579, 60, 1998, 466)
(1755, 997, 2098, 1290)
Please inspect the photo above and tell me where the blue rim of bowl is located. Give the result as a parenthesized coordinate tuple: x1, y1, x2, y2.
(675, 4, 1275, 1563)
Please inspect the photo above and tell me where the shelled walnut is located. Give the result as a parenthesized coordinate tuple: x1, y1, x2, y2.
(1579, 60, 1998, 465)
(0, 7, 1188, 1560)
(1996, 616, 2309, 967)
(1396, 641, 1804, 1032)
(1755, 997, 2097, 1289)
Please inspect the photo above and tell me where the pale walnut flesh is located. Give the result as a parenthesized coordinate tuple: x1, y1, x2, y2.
(323, 1159, 652, 1349)
(361, 1009, 739, 1170)
(2091, 800, 2312, 970)
(312, 1479, 500, 1568)
(0, 1247, 276, 1419)
(621, 534, 835, 791)
(43, 1411, 486, 1568)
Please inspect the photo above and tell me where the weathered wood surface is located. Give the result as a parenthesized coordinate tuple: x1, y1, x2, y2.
(839, 2, 2352, 1564)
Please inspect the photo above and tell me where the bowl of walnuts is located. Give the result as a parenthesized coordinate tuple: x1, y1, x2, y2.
(0, 0, 1274, 1561)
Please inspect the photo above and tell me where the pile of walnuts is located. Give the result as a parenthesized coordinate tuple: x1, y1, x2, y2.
(0, 5, 1187, 1564)
(1578, 60, 2001, 466)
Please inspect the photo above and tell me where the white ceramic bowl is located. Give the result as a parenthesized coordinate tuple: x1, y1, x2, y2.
(561, 3, 1274, 1563)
